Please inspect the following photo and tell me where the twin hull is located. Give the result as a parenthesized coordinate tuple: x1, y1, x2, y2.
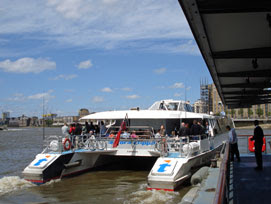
(23, 134, 227, 190)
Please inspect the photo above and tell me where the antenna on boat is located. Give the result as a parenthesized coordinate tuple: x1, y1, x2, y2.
(185, 83, 187, 118)
(42, 95, 45, 141)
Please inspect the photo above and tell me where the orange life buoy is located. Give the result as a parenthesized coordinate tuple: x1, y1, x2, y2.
(248, 136, 266, 152)
(63, 138, 72, 151)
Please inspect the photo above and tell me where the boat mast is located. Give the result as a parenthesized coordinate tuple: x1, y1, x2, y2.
(42, 95, 45, 141)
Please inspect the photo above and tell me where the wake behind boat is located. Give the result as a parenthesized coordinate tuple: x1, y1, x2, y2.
(22, 99, 233, 190)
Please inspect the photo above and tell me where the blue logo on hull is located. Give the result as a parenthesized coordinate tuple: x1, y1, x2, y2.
(34, 158, 47, 166)
(158, 163, 171, 172)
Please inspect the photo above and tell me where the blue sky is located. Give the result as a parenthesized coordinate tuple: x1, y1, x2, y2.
(0, 0, 213, 117)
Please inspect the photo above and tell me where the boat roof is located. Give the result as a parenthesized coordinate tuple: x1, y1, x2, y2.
(80, 100, 217, 120)
(80, 109, 214, 120)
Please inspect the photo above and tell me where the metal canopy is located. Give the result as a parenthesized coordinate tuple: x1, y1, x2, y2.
(179, 0, 271, 108)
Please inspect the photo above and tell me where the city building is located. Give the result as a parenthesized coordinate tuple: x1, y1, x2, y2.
(2, 112, 10, 124)
(79, 108, 90, 118)
(205, 83, 271, 119)
(53, 116, 80, 126)
(200, 79, 210, 113)
(8, 117, 19, 127)
(193, 99, 206, 113)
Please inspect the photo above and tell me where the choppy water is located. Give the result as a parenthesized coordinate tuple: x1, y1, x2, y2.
(0, 128, 191, 204)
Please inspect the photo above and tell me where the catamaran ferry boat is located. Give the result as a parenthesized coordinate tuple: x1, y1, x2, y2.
(22, 99, 233, 191)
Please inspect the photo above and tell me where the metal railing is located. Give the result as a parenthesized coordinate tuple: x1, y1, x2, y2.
(213, 142, 230, 204)
(237, 134, 271, 154)
(42, 133, 210, 156)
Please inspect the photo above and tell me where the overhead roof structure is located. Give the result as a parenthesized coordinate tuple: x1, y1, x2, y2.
(179, 0, 271, 108)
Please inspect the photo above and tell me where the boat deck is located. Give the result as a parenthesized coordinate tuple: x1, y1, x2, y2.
(232, 154, 271, 204)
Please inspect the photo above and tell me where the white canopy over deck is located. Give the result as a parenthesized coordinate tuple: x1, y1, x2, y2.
(179, 0, 271, 108)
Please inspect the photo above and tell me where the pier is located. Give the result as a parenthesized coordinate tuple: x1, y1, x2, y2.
(180, 135, 271, 204)
(178, 0, 271, 203)
(232, 155, 271, 204)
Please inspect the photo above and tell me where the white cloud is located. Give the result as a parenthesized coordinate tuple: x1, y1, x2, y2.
(77, 60, 93, 69)
(101, 87, 113, 93)
(186, 86, 192, 91)
(66, 99, 72, 103)
(28, 90, 55, 100)
(126, 94, 140, 99)
(170, 82, 184, 89)
(121, 87, 132, 91)
(171, 40, 200, 55)
(92, 96, 104, 103)
(0, 57, 56, 73)
(50, 74, 78, 80)
(156, 85, 166, 89)
(0, 0, 193, 54)
(174, 93, 182, 97)
(47, 0, 83, 19)
(8, 93, 26, 101)
(153, 67, 166, 75)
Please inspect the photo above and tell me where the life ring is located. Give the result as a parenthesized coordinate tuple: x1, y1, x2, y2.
(63, 138, 72, 151)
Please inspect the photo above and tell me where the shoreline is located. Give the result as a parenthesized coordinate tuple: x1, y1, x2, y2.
(236, 123, 271, 129)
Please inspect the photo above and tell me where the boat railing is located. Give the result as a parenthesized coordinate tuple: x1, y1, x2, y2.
(213, 142, 230, 204)
(163, 134, 209, 158)
(42, 133, 210, 154)
(42, 135, 63, 154)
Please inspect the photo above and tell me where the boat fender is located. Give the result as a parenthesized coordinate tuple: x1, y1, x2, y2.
(64, 160, 81, 169)
(63, 138, 72, 151)
(190, 166, 209, 186)
(179, 186, 200, 204)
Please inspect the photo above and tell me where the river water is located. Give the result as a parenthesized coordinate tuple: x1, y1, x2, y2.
(0, 128, 192, 204)
(1, 127, 270, 204)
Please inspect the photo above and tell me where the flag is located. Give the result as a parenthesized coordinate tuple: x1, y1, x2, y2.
(113, 114, 128, 148)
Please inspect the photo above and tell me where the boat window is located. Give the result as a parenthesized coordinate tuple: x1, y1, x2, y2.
(165, 103, 178, 111)
(148, 102, 160, 110)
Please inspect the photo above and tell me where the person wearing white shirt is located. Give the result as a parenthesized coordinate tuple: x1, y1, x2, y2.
(226, 125, 240, 162)
(62, 123, 69, 138)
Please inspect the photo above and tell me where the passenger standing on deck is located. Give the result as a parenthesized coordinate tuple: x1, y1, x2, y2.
(69, 123, 75, 135)
(100, 121, 106, 136)
(83, 122, 91, 134)
(250, 120, 264, 170)
(226, 125, 240, 162)
(179, 122, 186, 136)
(205, 121, 211, 136)
(62, 123, 69, 138)
(75, 123, 82, 135)
(89, 122, 95, 132)
(190, 120, 202, 135)
(159, 125, 166, 137)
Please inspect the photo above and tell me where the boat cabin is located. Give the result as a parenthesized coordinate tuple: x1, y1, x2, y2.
(148, 99, 193, 112)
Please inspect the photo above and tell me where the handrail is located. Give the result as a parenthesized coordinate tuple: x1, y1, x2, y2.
(213, 142, 230, 204)
(238, 134, 271, 137)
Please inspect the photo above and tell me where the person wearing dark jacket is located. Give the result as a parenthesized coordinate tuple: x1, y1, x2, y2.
(190, 120, 202, 135)
(74, 123, 82, 135)
(250, 120, 264, 170)
(183, 123, 190, 136)
(179, 122, 186, 136)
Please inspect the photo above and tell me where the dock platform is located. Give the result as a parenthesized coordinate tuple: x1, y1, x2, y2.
(232, 155, 271, 204)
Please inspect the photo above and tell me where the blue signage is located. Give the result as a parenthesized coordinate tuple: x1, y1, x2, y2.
(108, 141, 156, 146)
(34, 158, 47, 166)
(157, 163, 171, 172)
